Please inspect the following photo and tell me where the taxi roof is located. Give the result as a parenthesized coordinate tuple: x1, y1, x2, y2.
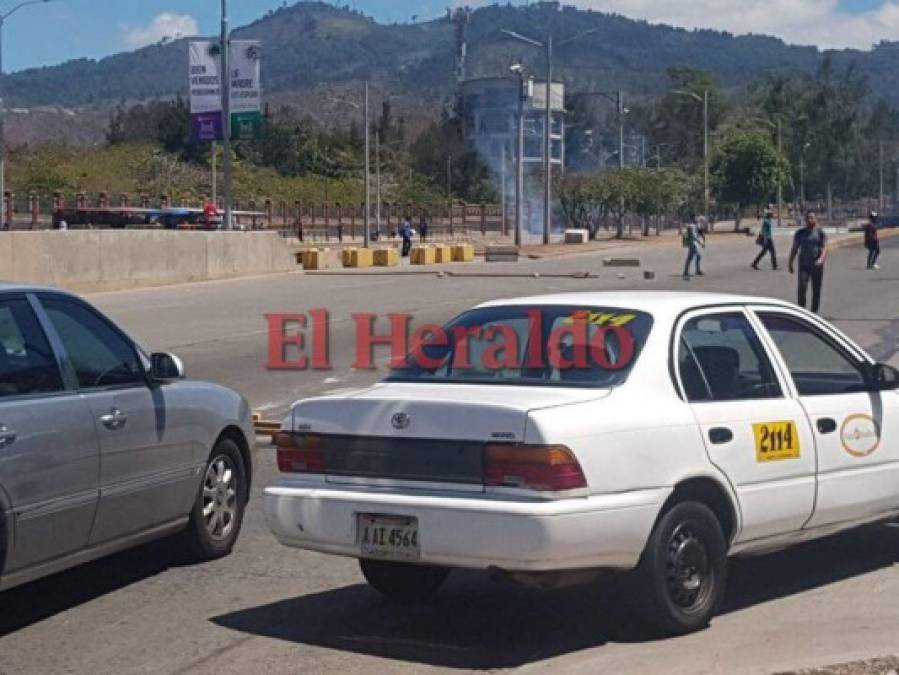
(475, 291, 796, 319)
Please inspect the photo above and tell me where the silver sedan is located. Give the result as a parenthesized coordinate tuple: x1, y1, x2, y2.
(0, 284, 254, 591)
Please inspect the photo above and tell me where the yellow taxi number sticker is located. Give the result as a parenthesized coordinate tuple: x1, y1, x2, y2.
(753, 421, 801, 462)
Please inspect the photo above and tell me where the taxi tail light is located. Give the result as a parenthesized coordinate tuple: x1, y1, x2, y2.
(484, 444, 587, 492)
(276, 433, 325, 474)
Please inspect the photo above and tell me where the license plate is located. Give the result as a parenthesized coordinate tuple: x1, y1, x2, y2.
(359, 514, 420, 561)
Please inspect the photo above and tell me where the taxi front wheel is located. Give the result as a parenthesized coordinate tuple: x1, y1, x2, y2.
(629, 501, 728, 636)
(360, 559, 450, 603)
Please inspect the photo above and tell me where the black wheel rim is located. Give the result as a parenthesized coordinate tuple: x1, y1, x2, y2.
(664, 521, 712, 612)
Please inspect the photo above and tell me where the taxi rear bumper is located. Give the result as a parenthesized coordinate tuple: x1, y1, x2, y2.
(264, 483, 668, 572)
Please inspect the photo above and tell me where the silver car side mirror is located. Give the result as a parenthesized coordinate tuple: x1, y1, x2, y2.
(151, 352, 185, 381)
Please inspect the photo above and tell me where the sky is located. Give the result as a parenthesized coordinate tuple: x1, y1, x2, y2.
(2, 0, 899, 74)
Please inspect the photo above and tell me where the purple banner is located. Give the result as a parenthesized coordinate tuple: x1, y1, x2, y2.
(191, 112, 224, 142)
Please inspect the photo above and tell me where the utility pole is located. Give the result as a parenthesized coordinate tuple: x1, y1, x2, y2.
(220, 0, 233, 230)
(879, 140, 885, 213)
(363, 82, 370, 248)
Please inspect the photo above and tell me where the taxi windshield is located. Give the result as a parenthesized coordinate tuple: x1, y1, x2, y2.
(386, 305, 653, 388)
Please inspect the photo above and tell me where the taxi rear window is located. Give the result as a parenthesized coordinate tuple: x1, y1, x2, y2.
(386, 305, 653, 388)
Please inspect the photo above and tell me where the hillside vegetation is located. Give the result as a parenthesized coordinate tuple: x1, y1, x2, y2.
(4, 1, 899, 108)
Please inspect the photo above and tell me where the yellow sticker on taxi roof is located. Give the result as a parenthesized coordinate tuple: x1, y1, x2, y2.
(754, 421, 801, 462)
(564, 311, 637, 327)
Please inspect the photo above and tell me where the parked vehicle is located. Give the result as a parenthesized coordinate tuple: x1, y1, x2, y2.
(0, 284, 254, 591)
(265, 291, 899, 635)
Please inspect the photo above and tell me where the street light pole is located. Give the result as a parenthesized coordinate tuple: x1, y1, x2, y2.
(500, 143, 507, 236)
(515, 75, 526, 248)
(543, 36, 552, 245)
(618, 90, 625, 171)
(0, 0, 55, 228)
(776, 117, 783, 228)
(502, 27, 599, 246)
(363, 82, 370, 248)
(703, 89, 710, 225)
(879, 140, 885, 214)
(220, 0, 233, 230)
(375, 129, 381, 237)
(670, 88, 710, 224)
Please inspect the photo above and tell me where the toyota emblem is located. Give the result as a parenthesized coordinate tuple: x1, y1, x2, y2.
(391, 412, 411, 430)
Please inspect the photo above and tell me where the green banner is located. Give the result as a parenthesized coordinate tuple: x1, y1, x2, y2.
(231, 111, 262, 141)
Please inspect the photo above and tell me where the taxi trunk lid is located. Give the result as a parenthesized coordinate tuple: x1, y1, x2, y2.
(289, 383, 609, 489)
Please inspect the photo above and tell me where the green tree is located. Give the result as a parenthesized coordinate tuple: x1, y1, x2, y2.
(712, 130, 790, 229)
(801, 58, 868, 220)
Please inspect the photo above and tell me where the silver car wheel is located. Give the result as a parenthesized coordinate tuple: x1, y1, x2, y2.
(202, 455, 238, 542)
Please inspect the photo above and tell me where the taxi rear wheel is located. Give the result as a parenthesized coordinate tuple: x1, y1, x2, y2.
(630, 501, 728, 636)
(360, 559, 450, 603)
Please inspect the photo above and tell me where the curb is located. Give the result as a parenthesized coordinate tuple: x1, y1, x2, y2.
(306, 270, 599, 279)
(828, 227, 899, 252)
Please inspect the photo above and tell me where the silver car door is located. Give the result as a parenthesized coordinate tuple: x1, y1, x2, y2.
(37, 294, 199, 545)
(0, 294, 99, 573)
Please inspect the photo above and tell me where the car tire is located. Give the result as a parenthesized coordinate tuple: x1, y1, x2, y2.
(629, 501, 728, 636)
(359, 559, 450, 603)
(181, 437, 248, 562)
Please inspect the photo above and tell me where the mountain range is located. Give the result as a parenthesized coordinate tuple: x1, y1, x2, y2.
(5, 1, 899, 144)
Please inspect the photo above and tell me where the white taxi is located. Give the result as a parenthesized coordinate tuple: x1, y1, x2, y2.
(264, 292, 899, 635)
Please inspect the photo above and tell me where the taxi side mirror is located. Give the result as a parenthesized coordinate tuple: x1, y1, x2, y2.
(865, 363, 899, 392)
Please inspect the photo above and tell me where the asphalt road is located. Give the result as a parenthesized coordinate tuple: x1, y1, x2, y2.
(0, 233, 896, 675)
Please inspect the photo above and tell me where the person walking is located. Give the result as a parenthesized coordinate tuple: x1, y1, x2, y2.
(682, 214, 706, 280)
(789, 210, 828, 313)
(752, 209, 778, 270)
(419, 216, 429, 243)
(865, 211, 881, 270)
(400, 217, 413, 257)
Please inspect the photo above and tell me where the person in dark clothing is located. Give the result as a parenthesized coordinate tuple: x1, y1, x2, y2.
(865, 211, 881, 270)
(400, 217, 413, 257)
(752, 209, 778, 270)
(419, 217, 429, 243)
(682, 215, 705, 280)
(789, 210, 828, 313)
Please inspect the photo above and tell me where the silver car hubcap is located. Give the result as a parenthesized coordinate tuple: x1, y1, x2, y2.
(202, 455, 238, 541)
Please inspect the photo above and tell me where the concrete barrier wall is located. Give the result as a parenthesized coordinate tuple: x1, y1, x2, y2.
(0, 231, 297, 292)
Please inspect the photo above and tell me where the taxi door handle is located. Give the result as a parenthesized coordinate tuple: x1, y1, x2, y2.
(817, 418, 837, 435)
(709, 427, 734, 445)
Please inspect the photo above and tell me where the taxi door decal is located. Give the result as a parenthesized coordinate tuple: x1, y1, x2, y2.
(753, 421, 801, 462)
